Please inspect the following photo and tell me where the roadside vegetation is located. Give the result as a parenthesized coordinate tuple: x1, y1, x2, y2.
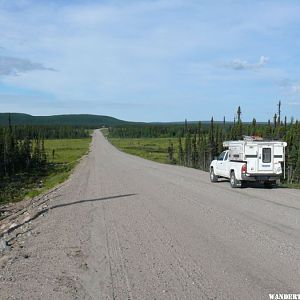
(109, 103, 300, 186)
(0, 117, 91, 204)
(110, 138, 179, 164)
(27, 138, 91, 199)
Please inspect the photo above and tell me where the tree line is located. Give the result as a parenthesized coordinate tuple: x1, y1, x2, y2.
(13, 125, 89, 140)
(0, 125, 47, 178)
(0, 116, 89, 179)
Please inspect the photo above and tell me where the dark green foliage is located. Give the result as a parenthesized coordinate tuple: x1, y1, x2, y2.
(178, 137, 184, 165)
(293, 144, 300, 182)
(167, 140, 175, 164)
(0, 126, 47, 178)
(0, 113, 131, 127)
(184, 132, 192, 167)
(0, 117, 91, 203)
(13, 125, 89, 139)
(109, 124, 188, 138)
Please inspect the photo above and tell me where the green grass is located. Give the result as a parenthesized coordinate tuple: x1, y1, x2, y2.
(109, 137, 178, 164)
(29, 138, 91, 197)
(0, 138, 91, 204)
(101, 128, 109, 137)
(281, 182, 300, 189)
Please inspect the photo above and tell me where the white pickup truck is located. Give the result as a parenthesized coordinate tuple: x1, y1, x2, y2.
(209, 138, 287, 188)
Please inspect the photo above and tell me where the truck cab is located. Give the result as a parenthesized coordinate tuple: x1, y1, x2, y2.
(213, 150, 230, 177)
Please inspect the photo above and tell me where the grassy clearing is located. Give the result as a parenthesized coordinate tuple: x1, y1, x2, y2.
(109, 137, 178, 164)
(27, 138, 91, 198)
(1, 138, 91, 204)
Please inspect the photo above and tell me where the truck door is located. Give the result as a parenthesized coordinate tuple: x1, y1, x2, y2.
(216, 151, 227, 176)
(222, 151, 230, 177)
(258, 146, 273, 172)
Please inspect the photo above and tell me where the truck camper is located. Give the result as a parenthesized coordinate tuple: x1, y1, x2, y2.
(209, 136, 287, 188)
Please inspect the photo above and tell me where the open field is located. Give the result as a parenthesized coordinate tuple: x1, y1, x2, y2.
(35, 138, 92, 195)
(109, 137, 179, 164)
(0, 137, 91, 204)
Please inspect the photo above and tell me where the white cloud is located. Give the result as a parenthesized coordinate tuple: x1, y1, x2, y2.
(288, 101, 300, 106)
(223, 56, 269, 70)
(291, 83, 300, 93)
(278, 79, 300, 95)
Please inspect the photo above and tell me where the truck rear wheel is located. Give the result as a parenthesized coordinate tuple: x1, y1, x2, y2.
(210, 167, 218, 182)
(230, 171, 241, 188)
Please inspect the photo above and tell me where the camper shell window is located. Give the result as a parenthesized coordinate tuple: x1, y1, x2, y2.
(262, 148, 271, 163)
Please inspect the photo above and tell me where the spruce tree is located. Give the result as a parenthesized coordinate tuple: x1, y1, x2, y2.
(167, 140, 174, 163)
(178, 137, 184, 165)
(293, 144, 300, 182)
(184, 132, 192, 167)
(273, 113, 277, 128)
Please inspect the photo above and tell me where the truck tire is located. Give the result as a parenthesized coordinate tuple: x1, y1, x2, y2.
(210, 167, 218, 182)
(230, 171, 241, 188)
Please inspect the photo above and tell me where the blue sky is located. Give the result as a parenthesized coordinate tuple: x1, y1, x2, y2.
(0, 0, 300, 122)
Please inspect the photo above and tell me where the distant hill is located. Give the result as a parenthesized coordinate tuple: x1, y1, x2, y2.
(0, 113, 133, 127)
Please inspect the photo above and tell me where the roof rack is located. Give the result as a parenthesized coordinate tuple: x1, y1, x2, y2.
(243, 135, 264, 141)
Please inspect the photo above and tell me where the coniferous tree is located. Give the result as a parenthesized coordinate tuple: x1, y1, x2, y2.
(191, 134, 198, 168)
(184, 132, 192, 167)
(178, 137, 184, 165)
(184, 119, 188, 135)
(209, 116, 215, 162)
(237, 106, 242, 123)
(251, 118, 257, 135)
(284, 116, 287, 129)
(293, 144, 300, 182)
(277, 100, 281, 125)
(273, 113, 277, 128)
(167, 140, 174, 163)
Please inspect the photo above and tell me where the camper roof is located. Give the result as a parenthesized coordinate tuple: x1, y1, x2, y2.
(223, 140, 287, 147)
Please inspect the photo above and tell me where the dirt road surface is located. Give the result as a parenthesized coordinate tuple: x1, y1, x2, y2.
(1, 130, 299, 299)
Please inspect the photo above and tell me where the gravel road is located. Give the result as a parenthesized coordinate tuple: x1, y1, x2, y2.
(1, 130, 300, 299)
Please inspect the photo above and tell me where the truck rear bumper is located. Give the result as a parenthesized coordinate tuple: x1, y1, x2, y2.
(241, 173, 281, 182)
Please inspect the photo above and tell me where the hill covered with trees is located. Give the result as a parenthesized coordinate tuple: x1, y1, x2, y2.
(0, 113, 132, 127)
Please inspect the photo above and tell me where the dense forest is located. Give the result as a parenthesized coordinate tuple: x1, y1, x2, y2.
(0, 113, 133, 127)
(0, 115, 90, 202)
(109, 104, 300, 184)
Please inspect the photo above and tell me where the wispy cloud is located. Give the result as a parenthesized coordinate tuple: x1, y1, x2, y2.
(0, 56, 56, 76)
(288, 101, 300, 106)
(222, 56, 269, 71)
(278, 79, 300, 95)
(291, 83, 300, 93)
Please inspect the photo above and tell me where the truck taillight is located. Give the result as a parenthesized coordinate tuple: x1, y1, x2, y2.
(241, 164, 247, 174)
